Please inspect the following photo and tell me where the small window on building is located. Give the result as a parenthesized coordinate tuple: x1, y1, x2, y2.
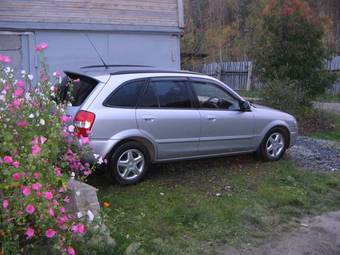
(105, 80, 146, 108)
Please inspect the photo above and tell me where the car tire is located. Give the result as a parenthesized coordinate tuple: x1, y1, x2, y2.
(256, 128, 288, 161)
(109, 141, 149, 185)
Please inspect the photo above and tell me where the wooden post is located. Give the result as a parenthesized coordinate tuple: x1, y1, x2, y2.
(246, 61, 253, 91)
(177, 0, 184, 29)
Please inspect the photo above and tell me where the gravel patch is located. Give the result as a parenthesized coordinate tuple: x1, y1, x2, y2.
(287, 136, 340, 171)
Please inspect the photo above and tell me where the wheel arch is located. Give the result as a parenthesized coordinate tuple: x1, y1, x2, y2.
(107, 136, 156, 162)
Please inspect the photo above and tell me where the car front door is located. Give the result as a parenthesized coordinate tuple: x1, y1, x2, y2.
(136, 78, 201, 160)
(190, 79, 255, 155)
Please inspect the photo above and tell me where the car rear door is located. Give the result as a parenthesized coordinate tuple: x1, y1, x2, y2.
(189, 79, 255, 155)
(136, 77, 201, 160)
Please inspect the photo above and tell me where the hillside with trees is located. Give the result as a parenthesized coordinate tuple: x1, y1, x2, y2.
(181, 0, 340, 69)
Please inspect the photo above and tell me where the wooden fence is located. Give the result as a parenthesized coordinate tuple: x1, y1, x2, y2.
(201, 56, 340, 94)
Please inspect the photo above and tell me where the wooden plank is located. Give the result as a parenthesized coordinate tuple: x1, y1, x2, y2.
(177, 0, 184, 28)
(0, 0, 179, 27)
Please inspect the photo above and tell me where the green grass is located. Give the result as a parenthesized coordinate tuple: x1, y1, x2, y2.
(308, 113, 340, 141)
(316, 94, 340, 103)
(90, 156, 340, 255)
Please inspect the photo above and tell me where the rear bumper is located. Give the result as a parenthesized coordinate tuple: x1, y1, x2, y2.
(82, 139, 119, 163)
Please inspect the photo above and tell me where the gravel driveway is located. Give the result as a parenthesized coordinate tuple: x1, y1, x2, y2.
(287, 136, 340, 172)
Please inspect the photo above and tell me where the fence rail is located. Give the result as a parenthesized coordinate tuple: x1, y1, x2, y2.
(200, 56, 340, 94)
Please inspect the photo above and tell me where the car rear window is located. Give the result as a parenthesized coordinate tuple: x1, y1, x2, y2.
(104, 80, 146, 108)
(57, 73, 99, 106)
(139, 80, 192, 109)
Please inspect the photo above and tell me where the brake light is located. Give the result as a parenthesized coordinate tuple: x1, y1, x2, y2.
(74, 110, 95, 137)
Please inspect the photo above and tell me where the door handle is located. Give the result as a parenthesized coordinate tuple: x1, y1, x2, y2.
(142, 115, 155, 122)
(207, 115, 216, 122)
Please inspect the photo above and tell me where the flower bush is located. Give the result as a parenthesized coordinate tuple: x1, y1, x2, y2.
(250, 0, 336, 113)
(0, 44, 96, 254)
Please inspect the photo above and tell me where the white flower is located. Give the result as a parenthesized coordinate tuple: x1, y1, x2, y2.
(28, 113, 34, 118)
(77, 212, 83, 218)
(76, 191, 80, 196)
(87, 210, 94, 222)
(50, 85, 55, 91)
(21, 70, 27, 75)
(39, 119, 45, 125)
(97, 157, 104, 164)
(27, 74, 34, 81)
(4, 67, 11, 73)
(25, 92, 31, 100)
(68, 125, 75, 133)
(93, 154, 100, 159)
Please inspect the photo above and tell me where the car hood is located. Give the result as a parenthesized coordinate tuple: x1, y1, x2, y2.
(252, 104, 295, 121)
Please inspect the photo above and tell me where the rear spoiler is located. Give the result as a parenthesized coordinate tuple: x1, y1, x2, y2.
(63, 71, 100, 84)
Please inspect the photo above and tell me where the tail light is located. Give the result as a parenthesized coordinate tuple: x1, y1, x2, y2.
(74, 110, 96, 137)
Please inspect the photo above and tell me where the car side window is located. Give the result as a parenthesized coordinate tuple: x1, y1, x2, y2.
(139, 80, 192, 109)
(191, 82, 240, 111)
(105, 80, 146, 107)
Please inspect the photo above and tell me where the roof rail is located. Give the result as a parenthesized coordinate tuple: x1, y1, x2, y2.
(110, 70, 201, 75)
(81, 64, 153, 69)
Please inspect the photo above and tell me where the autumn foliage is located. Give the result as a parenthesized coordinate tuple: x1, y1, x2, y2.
(252, 0, 336, 112)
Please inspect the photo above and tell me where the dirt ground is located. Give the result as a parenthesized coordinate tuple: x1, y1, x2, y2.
(221, 211, 340, 255)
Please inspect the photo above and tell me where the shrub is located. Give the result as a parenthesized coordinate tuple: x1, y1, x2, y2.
(0, 45, 97, 254)
(251, 0, 336, 112)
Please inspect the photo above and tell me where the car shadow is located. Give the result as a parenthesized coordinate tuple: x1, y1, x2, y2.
(87, 153, 263, 189)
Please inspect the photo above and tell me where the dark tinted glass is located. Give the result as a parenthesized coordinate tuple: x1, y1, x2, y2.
(154, 80, 192, 108)
(191, 82, 240, 110)
(139, 82, 159, 108)
(105, 80, 146, 107)
(57, 76, 98, 106)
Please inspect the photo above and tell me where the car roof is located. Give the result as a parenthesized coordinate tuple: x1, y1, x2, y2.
(64, 66, 213, 83)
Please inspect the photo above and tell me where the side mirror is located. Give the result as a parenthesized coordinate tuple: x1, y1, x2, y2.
(240, 100, 251, 112)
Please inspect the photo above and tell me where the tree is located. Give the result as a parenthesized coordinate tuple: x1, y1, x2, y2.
(250, 0, 336, 112)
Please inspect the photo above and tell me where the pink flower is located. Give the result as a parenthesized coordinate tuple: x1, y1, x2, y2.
(60, 115, 72, 123)
(67, 247, 76, 255)
(12, 98, 21, 108)
(35, 42, 48, 52)
(33, 172, 41, 179)
(71, 223, 86, 235)
(2, 199, 9, 209)
(80, 136, 90, 145)
(45, 228, 56, 238)
(25, 204, 36, 214)
(3, 156, 13, 164)
(32, 182, 42, 191)
(25, 227, 35, 239)
(17, 121, 29, 128)
(14, 88, 24, 97)
(40, 136, 47, 144)
(17, 80, 25, 87)
(60, 207, 66, 213)
(44, 191, 53, 200)
(0, 54, 11, 64)
(54, 166, 62, 177)
(12, 161, 20, 168)
(48, 208, 55, 217)
(22, 186, 31, 196)
(31, 144, 41, 156)
(12, 173, 21, 181)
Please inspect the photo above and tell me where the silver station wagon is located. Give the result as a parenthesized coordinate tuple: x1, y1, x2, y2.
(60, 66, 298, 185)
